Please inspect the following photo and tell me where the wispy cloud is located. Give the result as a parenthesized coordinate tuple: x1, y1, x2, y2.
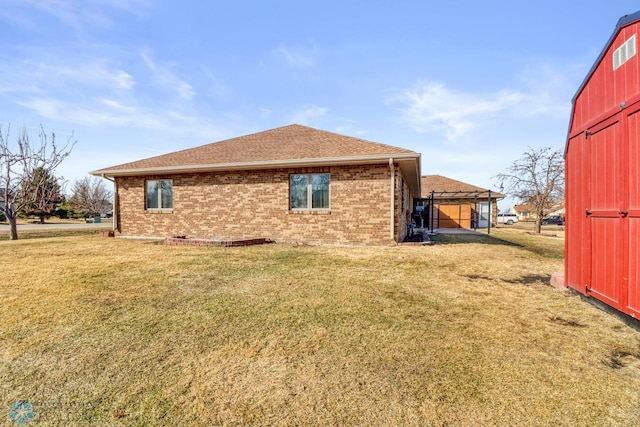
(389, 81, 526, 140)
(0, 48, 226, 152)
(259, 107, 273, 120)
(17, 97, 159, 129)
(0, 57, 134, 94)
(275, 43, 319, 68)
(515, 62, 578, 116)
(16, 96, 230, 144)
(389, 63, 573, 141)
(141, 52, 195, 100)
(48, 60, 135, 90)
(288, 105, 328, 125)
(0, 0, 150, 30)
(334, 119, 367, 136)
(92, 0, 151, 17)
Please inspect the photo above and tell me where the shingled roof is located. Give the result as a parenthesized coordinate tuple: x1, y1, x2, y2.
(92, 124, 422, 194)
(420, 175, 504, 199)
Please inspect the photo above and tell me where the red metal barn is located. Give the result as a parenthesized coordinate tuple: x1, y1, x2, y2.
(566, 11, 640, 318)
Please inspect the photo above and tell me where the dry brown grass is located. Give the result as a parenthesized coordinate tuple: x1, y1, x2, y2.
(438, 226, 566, 259)
(1, 233, 639, 426)
(0, 228, 110, 241)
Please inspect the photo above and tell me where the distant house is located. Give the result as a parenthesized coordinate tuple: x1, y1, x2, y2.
(513, 204, 535, 222)
(513, 204, 565, 222)
(92, 124, 421, 245)
(414, 175, 504, 230)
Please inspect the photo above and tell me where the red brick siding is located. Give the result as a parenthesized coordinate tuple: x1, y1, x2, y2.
(115, 164, 402, 245)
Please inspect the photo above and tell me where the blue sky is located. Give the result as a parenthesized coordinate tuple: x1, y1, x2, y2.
(0, 1, 638, 210)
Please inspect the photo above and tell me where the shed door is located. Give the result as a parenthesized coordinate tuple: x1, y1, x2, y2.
(626, 108, 640, 316)
(566, 132, 591, 294)
(587, 118, 627, 310)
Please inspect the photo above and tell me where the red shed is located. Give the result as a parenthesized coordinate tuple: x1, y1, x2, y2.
(566, 11, 640, 319)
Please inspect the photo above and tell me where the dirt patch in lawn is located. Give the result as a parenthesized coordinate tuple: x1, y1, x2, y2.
(400, 231, 432, 245)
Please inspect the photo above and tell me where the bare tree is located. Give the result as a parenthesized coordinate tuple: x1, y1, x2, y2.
(0, 124, 75, 240)
(68, 176, 113, 218)
(494, 146, 564, 233)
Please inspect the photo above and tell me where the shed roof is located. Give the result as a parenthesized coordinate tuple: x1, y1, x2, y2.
(565, 10, 640, 156)
(420, 175, 504, 199)
(571, 10, 640, 105)
(92, 124, 422, 195)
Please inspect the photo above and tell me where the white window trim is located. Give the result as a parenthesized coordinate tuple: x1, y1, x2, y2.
(146, 179, 173, 211)
(290, 173, 331, 210)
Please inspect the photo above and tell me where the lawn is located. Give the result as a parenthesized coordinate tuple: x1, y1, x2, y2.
(1, 231, 639, 426)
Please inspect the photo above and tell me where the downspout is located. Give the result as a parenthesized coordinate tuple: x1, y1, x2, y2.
(488, 190, 492, 235)
(474, 195, 478, 231)
(102, 174, 117, 232)
(430, 191, 435, 232)
(389, 158, 395, 241)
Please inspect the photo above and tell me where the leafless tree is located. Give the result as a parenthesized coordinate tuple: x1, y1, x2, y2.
(0, 124, 75, 240)
(68, 176, 113, 217)
(494, 146, 564, 233)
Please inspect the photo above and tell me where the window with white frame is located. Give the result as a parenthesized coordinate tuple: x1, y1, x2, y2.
(146, 179, 173, 210)
(290, 173, 330, 210)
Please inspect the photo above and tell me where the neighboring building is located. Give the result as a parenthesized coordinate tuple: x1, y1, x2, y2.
(513, 204, 535, 222)
(565, 11, 640, 318)
(513, 204, 565, 222)
(92, 124, 421, 245)
(414, 175, 504, 230)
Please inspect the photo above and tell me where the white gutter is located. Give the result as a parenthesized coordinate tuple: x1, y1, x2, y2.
(91, 153, 420, 178)
(389, 158, 395, 241)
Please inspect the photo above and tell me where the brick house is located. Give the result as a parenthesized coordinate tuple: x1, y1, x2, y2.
(414, 175, 504, 229)
(513, 204, 535, 222)
(513, 203, 564, 222)
(92, 124, 421, 245)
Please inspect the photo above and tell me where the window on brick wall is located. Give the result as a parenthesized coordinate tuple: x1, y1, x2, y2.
(146, 179, 173, 210)
(290, 173, 330, 209)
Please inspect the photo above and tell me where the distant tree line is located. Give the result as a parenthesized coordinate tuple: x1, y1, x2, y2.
(66, 176, 113, 218)
(0, 175, 113, 222)
(1, 123, 112, 240)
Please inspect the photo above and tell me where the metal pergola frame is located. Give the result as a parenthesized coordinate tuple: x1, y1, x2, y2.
(417, 189, 496, 235)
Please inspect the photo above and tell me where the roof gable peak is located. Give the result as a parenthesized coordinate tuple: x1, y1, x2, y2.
(92, 124, 419, 179)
